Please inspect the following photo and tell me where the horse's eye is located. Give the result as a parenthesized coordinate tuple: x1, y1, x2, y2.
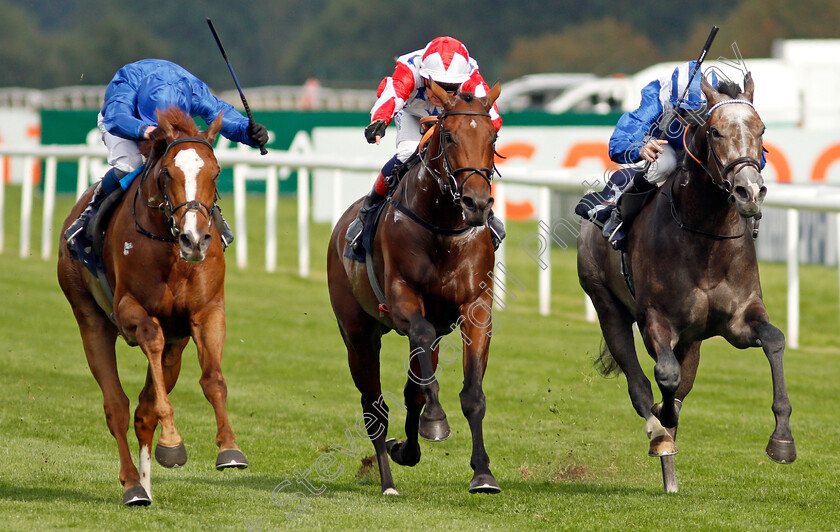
(710, 127, 723, 139)
(443, 131, 455, 144)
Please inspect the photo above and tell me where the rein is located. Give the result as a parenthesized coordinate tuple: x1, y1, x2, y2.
(134, 136, 216, 243)
(391, 108, 496, 237)
(666, 176, 748, 240)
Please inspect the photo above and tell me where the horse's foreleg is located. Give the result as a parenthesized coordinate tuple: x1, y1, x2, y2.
(117, 298, 183, 455)
(458, 300, 499, 494)
(191, 305, 247, 469)
(419, 346, 450, 442)
(753, 320, 796, 463)
(135, 339, 188, 477)
(639, 313, 680, 456)
(650, 341, 701, 440)
(388, 310, 439, 468)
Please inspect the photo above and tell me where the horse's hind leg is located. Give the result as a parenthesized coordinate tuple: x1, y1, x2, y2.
(78, 310, 150, 505)
(584, 284, 662, 446)
(343, 324, 399, 495)
(191, 305, 248, 469)
(135, 338, 189, 482)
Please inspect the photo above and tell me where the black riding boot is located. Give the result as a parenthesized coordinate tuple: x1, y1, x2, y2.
(601, 171, 656, 251)
(64, 182, 108, 256)
(345, 188, 386, 250)
(574, 167, 636, 227)
(487, 210, 506, 250)
(211, 205, 235, 250)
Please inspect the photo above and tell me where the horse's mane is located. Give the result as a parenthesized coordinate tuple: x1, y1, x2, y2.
(716, 79, 741, 98)
(139, 107, 200, 158)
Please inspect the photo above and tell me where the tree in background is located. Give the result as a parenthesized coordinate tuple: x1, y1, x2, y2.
(503, 18, 661, 79)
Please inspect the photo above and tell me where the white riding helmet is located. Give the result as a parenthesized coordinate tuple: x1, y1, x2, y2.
(418, 37, 472, 85)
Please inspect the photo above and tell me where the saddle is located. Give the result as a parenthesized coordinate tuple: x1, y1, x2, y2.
(68, 188, 125, 309)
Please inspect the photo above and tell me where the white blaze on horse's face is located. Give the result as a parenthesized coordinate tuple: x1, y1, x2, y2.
(174, 148, 205, 243)
(714, 102, 767, 217)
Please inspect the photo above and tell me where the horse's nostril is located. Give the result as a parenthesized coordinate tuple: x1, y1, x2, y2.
(179, 234, 192, 248)
(461, 196, 476, 210)
(734, 186, 749, 201)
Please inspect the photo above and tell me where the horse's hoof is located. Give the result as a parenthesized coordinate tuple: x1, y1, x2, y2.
(419, 416, 450, 442)
(386, 438, 420, 466)
(649, 436, 678, 457)
(155, 442, 187, 468)
(382, 487, 399, 495)
(766, 438, 797, 464)
(123, 485, 152, 506)
(216, 449, 249, 470)
(469, 473, 501, 494)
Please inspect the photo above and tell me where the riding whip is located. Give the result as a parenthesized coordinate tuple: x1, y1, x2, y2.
(642, 25, 719, 172)
(206, 17, 268, 155)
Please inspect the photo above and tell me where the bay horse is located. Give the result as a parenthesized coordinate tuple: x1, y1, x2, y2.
(577, 74, 796, 492)
(327, 80, 502, 495)
(57, 108, 247, 506)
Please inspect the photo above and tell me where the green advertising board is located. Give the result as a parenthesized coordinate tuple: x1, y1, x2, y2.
(40, 109, 621, 194)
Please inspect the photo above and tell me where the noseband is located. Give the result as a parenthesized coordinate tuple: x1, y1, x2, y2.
(433, 110, 497, 204)
(135, 136, 217, 243)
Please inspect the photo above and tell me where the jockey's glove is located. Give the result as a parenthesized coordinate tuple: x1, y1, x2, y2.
(364, 120, 387, 144)
(247, 122, 269, 147)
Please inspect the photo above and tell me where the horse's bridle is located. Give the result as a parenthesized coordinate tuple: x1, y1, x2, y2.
(431, 110, 498, 204)
(685, 99, 763, 198)
(135, 136, 218, 243)
(675, 99, 764, 240)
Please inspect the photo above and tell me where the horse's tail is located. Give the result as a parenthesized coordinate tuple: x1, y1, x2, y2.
(594, 337, 622, 377)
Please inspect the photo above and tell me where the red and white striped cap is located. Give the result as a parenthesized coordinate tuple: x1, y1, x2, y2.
(418, 37, 471, 84)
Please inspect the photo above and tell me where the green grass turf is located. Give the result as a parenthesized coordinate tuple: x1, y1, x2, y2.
(1, 185, 839, 530)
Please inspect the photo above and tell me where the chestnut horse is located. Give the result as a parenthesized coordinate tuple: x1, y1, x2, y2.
(577, 74, 795, 492)
(57, 108, 247, 506)
(327, 81, 502, 495)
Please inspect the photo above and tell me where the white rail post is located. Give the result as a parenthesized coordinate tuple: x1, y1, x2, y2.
(76, 156, 89, 198)
(20, 156, 35, 258)
(298, 166, 310, 278)
(786, 208, 799, 350)
(266, 165, 278, 272)
(331, 169, 343, 228)
(233, 163, 248, 269)
(0, 155, 5, 253)
(41, 156, 57, 259)
(538, 185, 551, 316)
(837, 212, 840, 322)
(493, 181, 506, 310)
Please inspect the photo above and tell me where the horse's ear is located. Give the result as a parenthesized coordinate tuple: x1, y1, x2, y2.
(428, 79, 455, 108)
(701, 76, 724, 108)
(156, 108, 175, 140)
(205, 112, 223, 144)
(484, 81, 501, 109)
(741, 72, 755, 103)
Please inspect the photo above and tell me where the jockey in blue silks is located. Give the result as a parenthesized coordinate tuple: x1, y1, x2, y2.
(574, 61, 767, 250)
(65, 59, 269, 255)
